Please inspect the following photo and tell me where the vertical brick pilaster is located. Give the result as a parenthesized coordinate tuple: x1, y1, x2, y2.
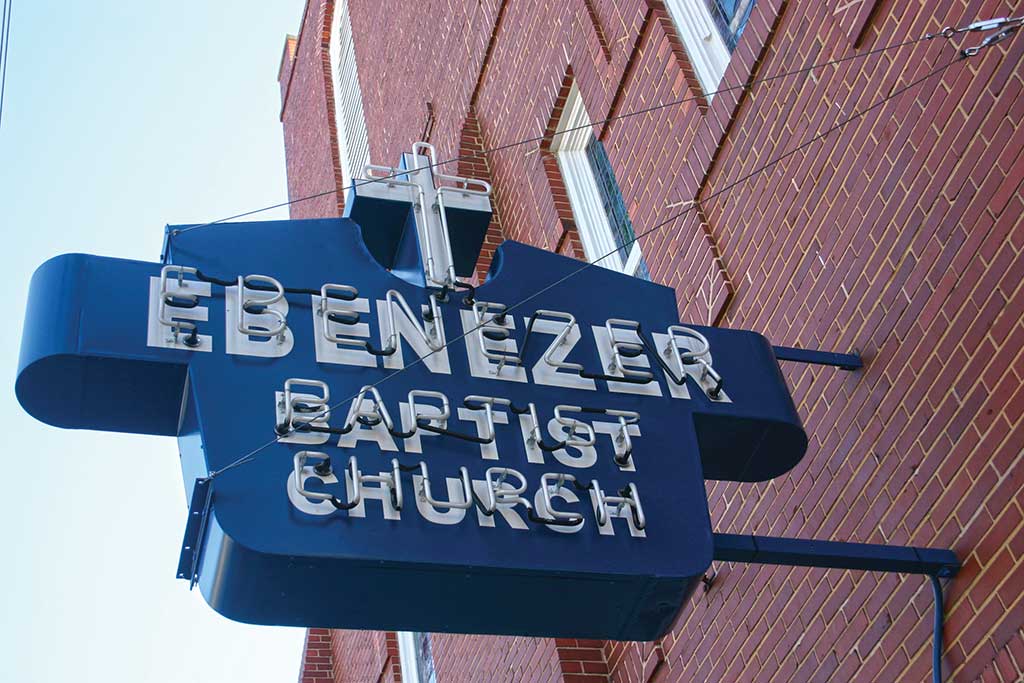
(277, 0, 344, 220)
(299, 628, 335, 683)
(644, 0, 710, 112)
(600, 10, 654, 142)
(582, 0, 613, 62)
(457, 105, 506, 282)
(540, 66, 587, 261)
(278, 34, 298, 105)
(604, 639, 668, 682)
(316, 0, 346, 216)
(556, 638, 612, 682)
(829, 0, 884, 46)
(382, 632, 403, 683)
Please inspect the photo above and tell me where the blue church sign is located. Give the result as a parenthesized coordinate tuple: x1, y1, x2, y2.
(16, 146, 807, 640)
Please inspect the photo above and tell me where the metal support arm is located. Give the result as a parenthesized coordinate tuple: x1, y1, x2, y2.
(712, 533, 958, 683)
(772, 345, 863, 371)
(713, 533, 959, 577)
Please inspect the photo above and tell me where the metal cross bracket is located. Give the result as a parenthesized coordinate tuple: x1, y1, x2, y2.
(349, 141, 493, 288)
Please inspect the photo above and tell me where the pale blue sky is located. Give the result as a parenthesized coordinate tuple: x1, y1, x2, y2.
(0, 1, 310, 681)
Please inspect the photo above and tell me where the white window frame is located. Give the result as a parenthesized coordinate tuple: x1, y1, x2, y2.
(663, 0, 734, 95)
(551, 84, 645, 277)
(397, 631, 435, 683)
(330, 0, 371, 187)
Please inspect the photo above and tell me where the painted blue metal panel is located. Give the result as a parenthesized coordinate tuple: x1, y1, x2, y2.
(444, 203, 492, 277)
(343, 186, 412, 271)
(16, 253, 188, 435)
(16, 217, 808, 639)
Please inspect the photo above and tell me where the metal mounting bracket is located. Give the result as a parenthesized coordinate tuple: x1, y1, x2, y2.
(712, 533, 959, 577)
(711, 533, 958, 682)
(177, 477, 214, 590)
(772, 345, 863, 371)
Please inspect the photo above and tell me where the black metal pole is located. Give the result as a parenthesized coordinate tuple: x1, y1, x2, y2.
(931, 575, 945, 683)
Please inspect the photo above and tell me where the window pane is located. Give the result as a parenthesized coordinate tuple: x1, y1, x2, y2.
(634, 257, 652, 281)
(584, 137, 650, 280)
(706, 0, 755, 50)
(414, 632, 437, 683)
(398, 631, 437, 683)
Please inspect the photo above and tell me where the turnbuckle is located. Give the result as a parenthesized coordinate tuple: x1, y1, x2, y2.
(930, 16, 1023, 57)
(963, 24, 1019, 57)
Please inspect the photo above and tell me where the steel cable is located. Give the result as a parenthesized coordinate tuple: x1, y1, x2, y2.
(207, 50, 966, 480)
(170, 31, 942, 238)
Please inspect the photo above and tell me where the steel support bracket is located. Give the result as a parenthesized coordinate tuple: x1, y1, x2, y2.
(177, 477, 214, 590)
(713, 533, 960, 577)
(772, 345, 863, 371)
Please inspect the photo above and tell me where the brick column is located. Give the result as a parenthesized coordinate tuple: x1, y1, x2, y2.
(556, 638, 612, 682)
(457, 105, 506, 282)
(540, 66, 586, 261)
(380, 632, 404, 683)
(298, 628, 336, 682)
(277, 0, 345, 220)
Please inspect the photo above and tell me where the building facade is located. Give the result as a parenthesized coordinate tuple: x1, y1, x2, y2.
(277, 0, 1024, 681)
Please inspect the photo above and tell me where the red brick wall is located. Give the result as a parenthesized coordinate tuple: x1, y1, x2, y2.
(427, 635, 559, 682)
(297, 629, 404, 683)
(281, 0, 1024, 680)
(345, 0, 503, 175)
(278, 0, 344, 219)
